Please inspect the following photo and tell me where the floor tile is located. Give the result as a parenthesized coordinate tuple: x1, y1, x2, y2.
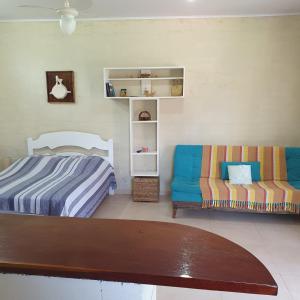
(210, 222, 263, 248)
(281, 274, 300, 300)
(267, 245, 300, 276)
(157, 286, 222, 300)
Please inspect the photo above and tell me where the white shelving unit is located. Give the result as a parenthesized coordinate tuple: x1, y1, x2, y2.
(104, 67, 185, 99)
(103, 66, 185, 178)
(129, 97, 159, 177)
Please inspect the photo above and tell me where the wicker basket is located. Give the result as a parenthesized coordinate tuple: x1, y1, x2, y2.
(132, 177, 159, 202)
(138, 111, 151, 121)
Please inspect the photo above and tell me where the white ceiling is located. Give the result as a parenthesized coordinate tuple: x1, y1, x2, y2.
(0, 0, 300, 20)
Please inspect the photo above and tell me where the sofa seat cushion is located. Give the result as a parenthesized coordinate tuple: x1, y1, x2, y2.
(288, 181, 300, 190)
(172, 191, 202, 203)
(172, 177, 201, 194)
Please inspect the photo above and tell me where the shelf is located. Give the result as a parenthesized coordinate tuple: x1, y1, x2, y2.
(104, 66, 184, 70)
(129, 97, 159, 100)
(103, 66, 185, 100)
(132, 120, 157, 124)
(105, 96, 184, 100)
(107, 77, 183, 81)
(133, 171, 159, 177)
(104, 97, 129, 100)
(132, 152, 158, 156)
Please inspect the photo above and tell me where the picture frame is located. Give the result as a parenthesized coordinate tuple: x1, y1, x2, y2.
(46, 71, 75, 103)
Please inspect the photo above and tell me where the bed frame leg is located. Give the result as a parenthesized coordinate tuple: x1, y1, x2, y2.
(109, 186, 115, 196)
(172, 205, 177, 218)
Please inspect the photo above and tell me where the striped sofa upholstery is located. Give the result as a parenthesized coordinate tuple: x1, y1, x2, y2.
(171, 145, 300, 217)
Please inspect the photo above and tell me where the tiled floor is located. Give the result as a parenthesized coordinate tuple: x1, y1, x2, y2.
(93, 195, 300, 300)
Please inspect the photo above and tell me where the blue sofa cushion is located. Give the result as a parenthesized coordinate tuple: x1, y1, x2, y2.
(288, 181, 300, 190)
(172, 177, 201, 194)
(173, 145, 202, 180)
(286, 147, 300, 181)
(172, 191, 202, 203)
(287, 158, 300, 181)
(221, 161, 261, 181)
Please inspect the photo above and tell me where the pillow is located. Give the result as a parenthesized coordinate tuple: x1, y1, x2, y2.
(228, 165, 252, 185)
(221, 161, 261, 181)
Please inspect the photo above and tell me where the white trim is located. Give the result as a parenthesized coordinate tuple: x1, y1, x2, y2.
(77, 13, 300, 20)
(27, 131, 114, 166)
(0, 13, 300, 22)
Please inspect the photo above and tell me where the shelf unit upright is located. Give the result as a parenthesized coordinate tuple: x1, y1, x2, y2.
(103, 66, 185, 180)
(129, 97, 159, 177)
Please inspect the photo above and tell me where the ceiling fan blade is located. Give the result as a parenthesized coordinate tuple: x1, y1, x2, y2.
(17, 5, 58, 11)
(69, 0, 93, 11)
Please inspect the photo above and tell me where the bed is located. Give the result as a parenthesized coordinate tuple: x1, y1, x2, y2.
(0, 132, 116, 217)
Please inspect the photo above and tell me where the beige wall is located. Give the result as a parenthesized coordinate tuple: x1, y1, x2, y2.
(0, 16, 300, 193)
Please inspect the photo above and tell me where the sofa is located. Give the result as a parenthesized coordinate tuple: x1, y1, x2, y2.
(171, 145, 300, 218)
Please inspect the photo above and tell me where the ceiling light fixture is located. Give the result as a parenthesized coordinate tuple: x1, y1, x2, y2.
(18, 0, 80, 35)
(58, 1, 79, 35)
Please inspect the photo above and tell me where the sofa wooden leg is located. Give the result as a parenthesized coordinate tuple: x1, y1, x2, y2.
(172, 206, 177, 218)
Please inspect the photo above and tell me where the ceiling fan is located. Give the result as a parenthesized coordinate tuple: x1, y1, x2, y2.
(18, 0, 81, 35)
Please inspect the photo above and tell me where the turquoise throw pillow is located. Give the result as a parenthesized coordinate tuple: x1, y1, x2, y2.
(221, 162, 261, 181)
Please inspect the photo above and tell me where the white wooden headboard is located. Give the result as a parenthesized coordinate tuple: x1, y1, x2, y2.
(27, 131, 114, 166)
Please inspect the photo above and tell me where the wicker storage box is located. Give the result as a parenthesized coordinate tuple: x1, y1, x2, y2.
(133, 177, 160, 202)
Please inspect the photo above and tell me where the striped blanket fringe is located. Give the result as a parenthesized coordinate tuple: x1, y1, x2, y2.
(202, 199, 300, 214)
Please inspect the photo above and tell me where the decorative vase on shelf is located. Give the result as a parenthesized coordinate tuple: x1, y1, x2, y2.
(171, 79, 183, 96)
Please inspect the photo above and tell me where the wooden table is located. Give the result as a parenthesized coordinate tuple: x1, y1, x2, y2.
(0, 214, 277, 296)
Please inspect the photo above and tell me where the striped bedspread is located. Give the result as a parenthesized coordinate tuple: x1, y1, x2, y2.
(0, 155, 116, 217)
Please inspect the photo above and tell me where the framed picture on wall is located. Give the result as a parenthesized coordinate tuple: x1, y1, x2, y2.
(46, 71, 75, 103)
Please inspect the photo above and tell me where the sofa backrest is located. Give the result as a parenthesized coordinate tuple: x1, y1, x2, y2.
(174, 145, 290, 181)
(201, 145, 287, 181)
(286, 147, 300, 182)
(174, 145, 202, 180)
